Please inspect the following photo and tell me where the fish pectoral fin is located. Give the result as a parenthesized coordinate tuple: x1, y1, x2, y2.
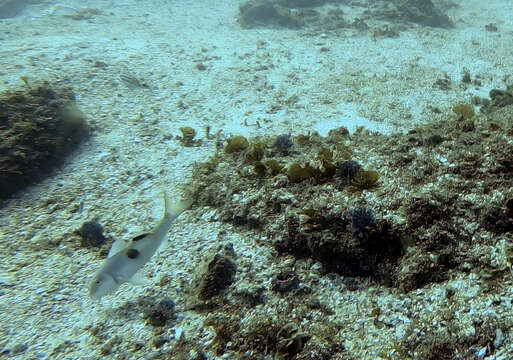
(107, 238, 131, 258)
(126, 272, 149, 286)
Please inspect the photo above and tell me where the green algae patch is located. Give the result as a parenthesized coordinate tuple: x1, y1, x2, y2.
(265, 159, 284, 175)
(245, 142, 265, 163)
(286, 162, 316, 183)
(349, 169, 380, 191)
(225, 135, 249, 153)
(178, 126, 198, 147)
(452, 103, 475, 119)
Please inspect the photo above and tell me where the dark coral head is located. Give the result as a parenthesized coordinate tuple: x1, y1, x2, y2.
(76, 221, 106, 248)
(335, 160, 361, 185)
(346, 207, 377, 233)
(141, 297, 176, 327)
(273, 134, 293, 152)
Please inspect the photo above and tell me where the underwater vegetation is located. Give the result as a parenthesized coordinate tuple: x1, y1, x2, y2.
(237, 0, 452, 33)
(0, 81, 89, 199)
(382, 0, 453, 28)
(238, 0, 303, 29)
(277, 209, 403, 284)
(203, 312, 345, 359)
(225, 135, 250, 154)
(177, 126, 202, 147)
(452, 103, 475, 120)
(183, 97, 513, 358)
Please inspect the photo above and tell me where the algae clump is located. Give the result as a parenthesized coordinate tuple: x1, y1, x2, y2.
(245, 142, 265, 163)
(287, 163, 316, 183)
(265, 159, 284, 176)
(178, 126, 197, 146)
(225, 136, 249, 153)
(349, 170, 380, 191)
(452, 103, 475, 119)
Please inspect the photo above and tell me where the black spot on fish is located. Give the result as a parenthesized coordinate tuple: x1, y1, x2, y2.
(132, 233, 149, 242)
(126, 249, 140, 259)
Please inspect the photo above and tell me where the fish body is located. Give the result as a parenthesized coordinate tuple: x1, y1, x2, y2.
(89, 193, 191, 300)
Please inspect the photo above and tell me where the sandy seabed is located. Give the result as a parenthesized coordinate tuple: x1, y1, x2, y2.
(1, 0, 513, 359)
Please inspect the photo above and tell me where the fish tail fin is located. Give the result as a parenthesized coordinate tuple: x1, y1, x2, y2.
(163, 192, 193, 218)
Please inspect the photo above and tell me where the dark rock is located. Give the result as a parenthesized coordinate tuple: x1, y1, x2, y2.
(10, 343, 28, 356)
(143, 299, 176, 327)
(0, 83, 89, 199)
(0, 0, 44, 19)
(238, 0, 303, 29)
(376, 0, 453, 28)
(199, 247, 237, 300)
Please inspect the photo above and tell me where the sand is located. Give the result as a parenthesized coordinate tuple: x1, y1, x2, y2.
(1, 0, 512, 359)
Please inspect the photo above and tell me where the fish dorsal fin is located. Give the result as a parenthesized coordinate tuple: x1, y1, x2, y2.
(132, 233, 149, 242)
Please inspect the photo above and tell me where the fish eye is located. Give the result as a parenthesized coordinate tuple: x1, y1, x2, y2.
(126, 249, 140, 259)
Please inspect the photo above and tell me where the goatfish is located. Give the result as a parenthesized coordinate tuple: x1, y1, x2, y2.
(89, 193, 192, 300)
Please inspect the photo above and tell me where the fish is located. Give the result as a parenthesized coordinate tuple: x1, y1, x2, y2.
(89, 193, 192, 300)
(119, 73, 150, 90)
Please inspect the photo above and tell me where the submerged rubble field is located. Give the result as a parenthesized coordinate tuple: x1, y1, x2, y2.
(182, 100, 513, 359)
(2, 1, 513, 359)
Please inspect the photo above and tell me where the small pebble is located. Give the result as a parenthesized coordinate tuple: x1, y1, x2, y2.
(476, 346, 487, 359)
(494, 328, 505, 348)
(11, 343, 28, 355)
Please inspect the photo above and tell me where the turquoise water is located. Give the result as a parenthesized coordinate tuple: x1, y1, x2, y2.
(1, 1, 512, 359)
